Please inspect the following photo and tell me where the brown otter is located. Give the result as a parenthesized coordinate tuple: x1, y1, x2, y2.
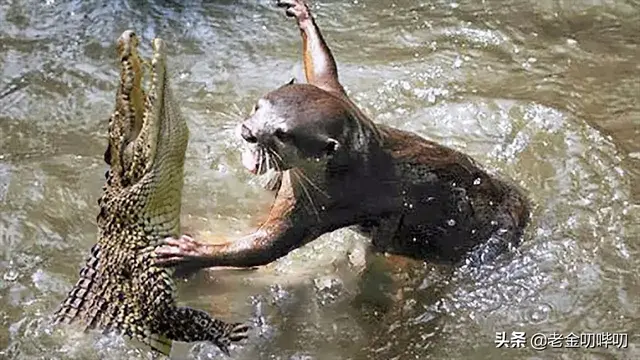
(154, 0, 530, 270)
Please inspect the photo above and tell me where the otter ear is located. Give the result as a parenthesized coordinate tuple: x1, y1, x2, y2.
(325, 138, 340, 156)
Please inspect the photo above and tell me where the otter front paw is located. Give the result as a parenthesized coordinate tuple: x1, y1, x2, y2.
(155, 235, 212, 269)
(276, 0, 311, 22)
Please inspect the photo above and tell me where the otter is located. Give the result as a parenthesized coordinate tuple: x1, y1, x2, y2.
(155, 0, 530, 270)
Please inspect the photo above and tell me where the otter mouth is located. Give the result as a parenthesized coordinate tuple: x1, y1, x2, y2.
(241, 146, 262, 174)
(235, 124, 282, 176)
(240, 145, 282, 176)
(239, 144, 283, 192)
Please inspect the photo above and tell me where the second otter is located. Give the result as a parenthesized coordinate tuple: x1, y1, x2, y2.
(155, 0, 531, 270)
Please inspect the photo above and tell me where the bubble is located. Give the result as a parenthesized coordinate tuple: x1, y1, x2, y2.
(526, 303, 553, 324)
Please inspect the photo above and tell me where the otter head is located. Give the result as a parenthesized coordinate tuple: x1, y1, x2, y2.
(238, 83, 351, 175)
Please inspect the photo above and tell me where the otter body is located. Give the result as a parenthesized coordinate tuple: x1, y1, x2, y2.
(156, 0, 530, 270)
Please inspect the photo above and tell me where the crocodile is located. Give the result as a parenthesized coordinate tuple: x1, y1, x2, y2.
(52, 30, 250, 357)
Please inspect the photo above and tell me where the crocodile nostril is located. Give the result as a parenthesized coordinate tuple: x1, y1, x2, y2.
(241, 124, 257, 143)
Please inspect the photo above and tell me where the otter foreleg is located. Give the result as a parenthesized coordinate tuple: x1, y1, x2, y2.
(155, 223, 314, 269)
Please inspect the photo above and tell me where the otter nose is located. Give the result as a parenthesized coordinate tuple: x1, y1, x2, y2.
(240, 124, 257, 143)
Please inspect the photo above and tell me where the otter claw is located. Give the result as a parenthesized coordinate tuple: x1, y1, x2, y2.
(155, 235, 202, 267)
(276, 0, 309, 20)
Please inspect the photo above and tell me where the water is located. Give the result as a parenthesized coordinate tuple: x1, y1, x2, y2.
(1, 0, 639, 359)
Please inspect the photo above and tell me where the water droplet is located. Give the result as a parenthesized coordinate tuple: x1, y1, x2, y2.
(314, 277, 343, 306)
(471, 229, 477, 234)
(447, 219, 456, 227)
(452, 56, 463, 69)
(490, 220, 498, 226)
(473, 178, 481, 185)
(526, 303, 553, 324)
(269, 284, 289, 305)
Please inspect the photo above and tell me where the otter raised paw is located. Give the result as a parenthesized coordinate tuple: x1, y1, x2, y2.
(277, 0, 311, 21)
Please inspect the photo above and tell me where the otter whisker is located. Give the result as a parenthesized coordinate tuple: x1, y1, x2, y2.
(261, 148, 284, 192)
(293, 168, 329, 199)
(267, 149, 279, 173)
(259, 149, 274, 189)
(291, 168, 322, 220)
(267, 147, 283, 164)
(216, 103, 245, 124)
(268, 147, 287, 171)
(257, 146, 265, 176)
(265, 149, 272, 173)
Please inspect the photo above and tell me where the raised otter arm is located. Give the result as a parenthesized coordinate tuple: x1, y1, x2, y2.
(277, 0, 347, 97)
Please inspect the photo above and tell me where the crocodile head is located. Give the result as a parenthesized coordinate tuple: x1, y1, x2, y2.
(101, 30, 189, 233)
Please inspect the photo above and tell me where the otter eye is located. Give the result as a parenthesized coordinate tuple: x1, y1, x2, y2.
(325, 139, 340, 156)
(274, 128, 291, 142)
